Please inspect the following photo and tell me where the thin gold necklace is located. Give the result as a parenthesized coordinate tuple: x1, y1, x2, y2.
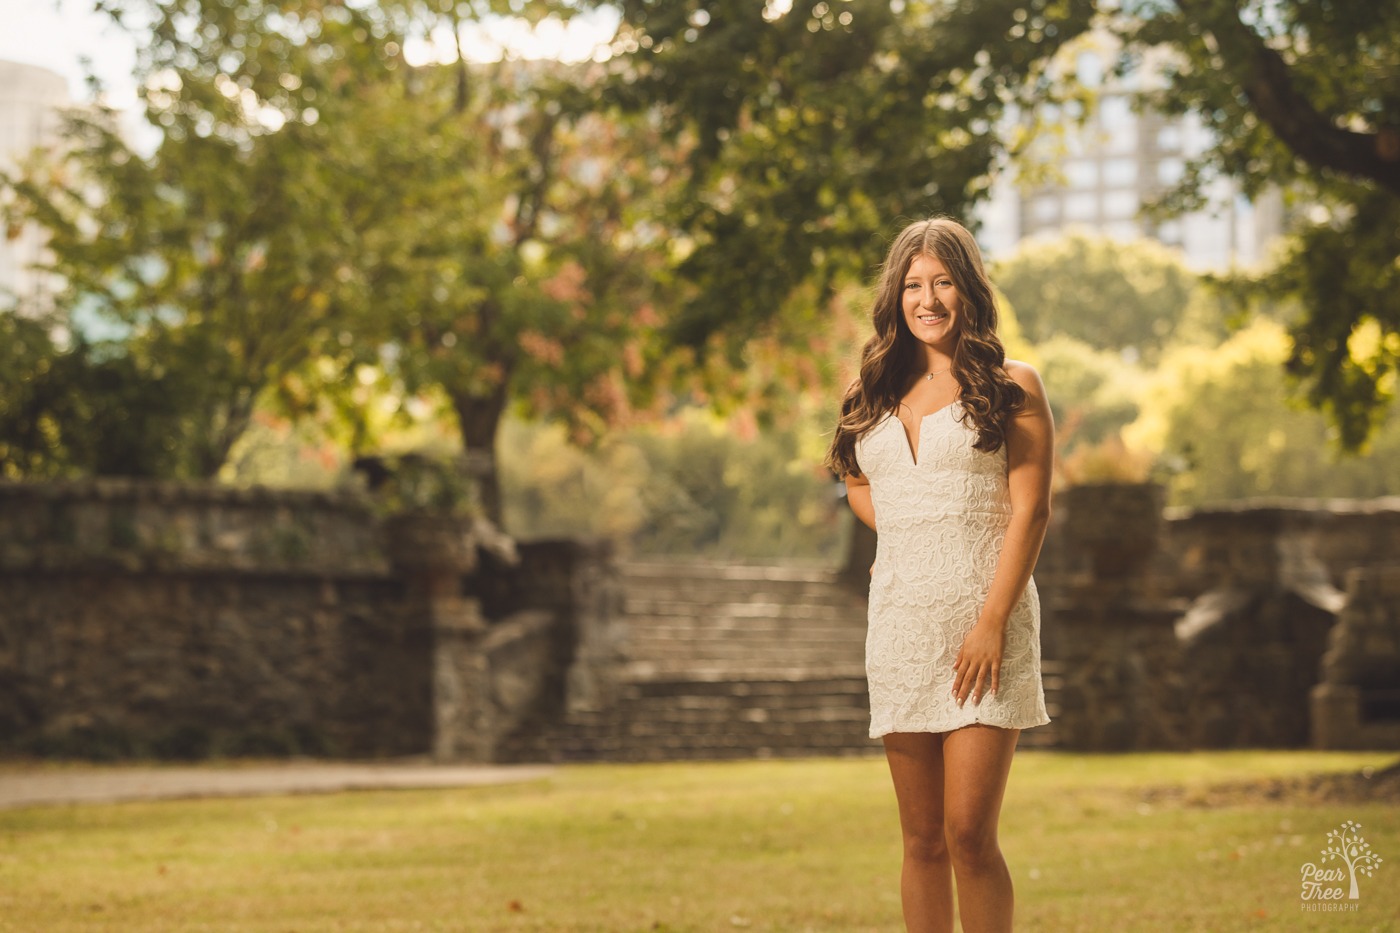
(925, 367, 949, 380)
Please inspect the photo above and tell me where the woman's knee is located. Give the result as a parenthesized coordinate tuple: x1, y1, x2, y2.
(902, 821, 949, 864)
(944, 819, 1000, 869)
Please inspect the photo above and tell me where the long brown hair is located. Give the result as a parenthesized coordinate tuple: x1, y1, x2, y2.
(824, 217, 1025, 477)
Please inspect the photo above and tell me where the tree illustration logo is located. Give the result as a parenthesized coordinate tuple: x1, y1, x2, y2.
(1300, 820, 1384, 903)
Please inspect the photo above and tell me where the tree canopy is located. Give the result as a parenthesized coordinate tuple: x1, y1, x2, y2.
(1121, 0, 1400, 449)
(2, 0, 682, 519)
(2, 0, 409, 477)
(3, 0, 1102, 503)
(603, 0, 1096, 362)
(4, 0, 1396, 511)
(1126, 319, 1400, 505)
(991, 230, 1215, 360)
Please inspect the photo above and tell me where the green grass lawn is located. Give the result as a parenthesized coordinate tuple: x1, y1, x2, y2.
(1, 750, 1397, 932)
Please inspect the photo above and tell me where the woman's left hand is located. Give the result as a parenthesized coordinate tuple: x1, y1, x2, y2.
(952, 620, 1007, 707)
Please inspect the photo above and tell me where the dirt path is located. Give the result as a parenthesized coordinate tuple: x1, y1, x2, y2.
(0, 760, 554, 809)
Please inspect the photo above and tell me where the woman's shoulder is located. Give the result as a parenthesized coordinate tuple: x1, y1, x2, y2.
(1002, 358, 1045, 393)
(1001, 359, 1051, 417)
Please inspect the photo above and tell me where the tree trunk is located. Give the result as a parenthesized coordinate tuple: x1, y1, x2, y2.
(449, 379, 510, 527)
(1175, 0, 1400, 197)
(195, 393, 256, 480)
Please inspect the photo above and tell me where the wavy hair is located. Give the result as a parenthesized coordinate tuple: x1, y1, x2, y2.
(824, 217, 1025, 478)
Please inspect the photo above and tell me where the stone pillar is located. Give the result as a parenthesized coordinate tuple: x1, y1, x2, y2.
(1042, 482, 1185, 751)
(558, 539, 625, 714)
(384, 513, 488, 761)
(1311, 566, 1400, 750)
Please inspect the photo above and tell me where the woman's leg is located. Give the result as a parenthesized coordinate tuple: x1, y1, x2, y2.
(883, 731, 954, 933)
(940, 724, 1021, 933)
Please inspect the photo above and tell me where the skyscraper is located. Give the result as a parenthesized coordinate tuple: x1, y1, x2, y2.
(0, 59, 70, 313)
(975, 37, 1283, 271)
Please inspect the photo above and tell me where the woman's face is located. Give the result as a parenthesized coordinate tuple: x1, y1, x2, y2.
(900, 253, 963, 352)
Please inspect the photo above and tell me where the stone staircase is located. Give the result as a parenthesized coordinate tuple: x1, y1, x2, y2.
(503, 558, 1060, 762)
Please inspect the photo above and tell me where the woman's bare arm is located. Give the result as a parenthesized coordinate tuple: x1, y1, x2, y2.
(844, 470, 876, 531)
(952, 360, 1055, 706)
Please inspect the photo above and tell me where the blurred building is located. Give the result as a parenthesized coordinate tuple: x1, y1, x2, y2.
(0, 59, 70, 313)
(975, 39, 1284, 271)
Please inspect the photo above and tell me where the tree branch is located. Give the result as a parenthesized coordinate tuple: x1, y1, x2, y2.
(1175, 0, 1400, 197)
(513, 112, 560, 246)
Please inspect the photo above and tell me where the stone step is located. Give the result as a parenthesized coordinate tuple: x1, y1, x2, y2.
(621, 634, 865, 651)
(619, 632, 864, 651)
(617, 567, 866, 605)
(585, 709, 871, 727)
(620, 640, 865, 661)
(504, 717, 1059, 762)
(500, 670, 882, 762)
(622, 675, 869, 698)
(621, 588, 862, 610)
(507, 721, 882, 763)
(496, 558, 1062, 763)
(622, 609, 864, 627)
(623, 656, 863, 668)
(621, 596, 864, 618)
(621, 637, 864, 656)
(619, 660, 866, 679)
(498, 663, 1062, 763)
(622, 614, 864, 630)
(618, 560, 843, 583)
(622, 661, 868, 680)
(617, 604, 868, 669)
(621, 596, 865, 617)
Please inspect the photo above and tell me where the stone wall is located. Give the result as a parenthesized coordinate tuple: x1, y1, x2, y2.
(4, 477, 1396, 761)
(0, 479, 608, 762)
(1038, 487, 1400, 751)
(1311, 566, 1400, 750)
(1157, 498, 1400, 597)
(0, 480, 424, 758)
(1160, 498, 1399, 750)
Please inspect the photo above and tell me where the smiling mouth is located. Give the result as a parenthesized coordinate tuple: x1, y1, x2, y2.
(917, 312, 948, 325)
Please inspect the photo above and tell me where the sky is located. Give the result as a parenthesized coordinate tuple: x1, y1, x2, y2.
(0, 0, 619, 109)
(0, 0, 139, 106)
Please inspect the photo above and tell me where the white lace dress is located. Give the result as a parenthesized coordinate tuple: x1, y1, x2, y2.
(854, 401, 1050, 737)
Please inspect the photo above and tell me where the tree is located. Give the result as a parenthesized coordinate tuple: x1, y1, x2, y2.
(1124, 318, 1400, 506)
(1121, 0, 1400, 449)
(0, 310, 193, 478)
(3, 1, 681, 520)
(250, 43, 685, 521)
(2, 0, 401, 477)
(604, 0, 1098, 367)
(1032, 333, 1143, 452)
(990, 230, 1218, 360)
(498, 404, 849, 561)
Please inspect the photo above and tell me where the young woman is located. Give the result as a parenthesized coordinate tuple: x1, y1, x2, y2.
(825, 217, 1054, 933)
